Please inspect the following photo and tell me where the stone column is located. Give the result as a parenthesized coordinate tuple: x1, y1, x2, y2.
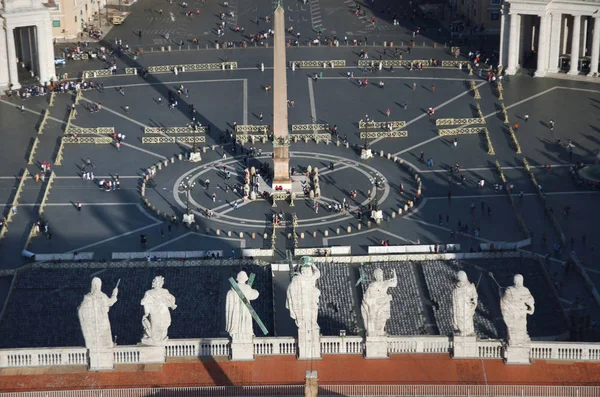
(506, 13, 521, 75)
(0, 26, 10, 90)
(569, 15, 582, 75)
(547, 13, 563, 73)
(499, 5, 510, 67)
(36, 20, 57, 84)
(562, 17, 569, 54)
(535, 14, 550, 77)
(582, 17, 589, 56)
(589, 17, 600, 76)
(271, 2, 291, 189)
(5, 26, 21, 90)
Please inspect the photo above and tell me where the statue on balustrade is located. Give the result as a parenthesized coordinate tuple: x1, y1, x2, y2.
(286, 260, 321, 332)
(501, 274, 535, 345)
(361, 268, 397, 337)
(141, 276, 177, 346)
(226, 271, 260, 341)
(452, 270, 478, 337)
(78, 277, 118, 350)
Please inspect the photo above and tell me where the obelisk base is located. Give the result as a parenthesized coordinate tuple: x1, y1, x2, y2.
(273, 157, 291, 190)
(452, 335, 478, 359)
(364, 336, 388, 359)
(298, 328, 321, 360)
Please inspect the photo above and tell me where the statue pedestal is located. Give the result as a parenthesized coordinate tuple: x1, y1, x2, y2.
(364, 336, 388, 359)
(182, 213, 195, 227)
(189, 151, 201, 162)
(452, 335, 478, 359)
(504, 344, 531, 365)
(138, 343, 167, 364)
(230, 339, 255, 361)
(361, 148, 373, 160)
(88, 348, 114, 371)
(298, 328, 321, 360)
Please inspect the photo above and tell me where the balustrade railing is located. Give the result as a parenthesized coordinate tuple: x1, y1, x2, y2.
(320, 336, 363, 354)
(253, 337, 296, 356)
(0, 347, 87, 368)
(166, 338, 230, 358)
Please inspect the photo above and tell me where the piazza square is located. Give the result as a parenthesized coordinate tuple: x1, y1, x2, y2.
(1, 0, 600, 395)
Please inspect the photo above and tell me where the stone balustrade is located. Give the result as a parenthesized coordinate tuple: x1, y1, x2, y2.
(294, 246, 352, 256)
(0, 347, 88, 367)
(3, 336, 600, 369)
(291, 133, 330, 143)
(253, 337, 297, 355)
(63, 136, 113, 144)
(321, 336, 363, 354)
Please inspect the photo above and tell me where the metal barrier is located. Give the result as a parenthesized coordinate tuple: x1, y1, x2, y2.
(5, 169, 29, 225)
(65, 126, 115, 135)
(359, 130, 408, 139)
(235, 125, 270, 133)
(83, 69, 113, 78)
(63, 136, 113, 144)
(435, 118, 483, 126)
(357, 59, 431, 68)
(141, 136, 206, 144)
(291, 133, 330, 143)
(147, 62, 238, 73)
(38, 171, 56, 216)
(27, 137, 39, 165)
(144, 126, 207, 134)
(71, 53, 89, 60)
(440, 60, 470, 68)
(289, 60, 345, 68)
(437, 127, 486, 136)
(291, 124, 329, 132)
(359, 120, 406, 129)
(236, 134, 268, 144)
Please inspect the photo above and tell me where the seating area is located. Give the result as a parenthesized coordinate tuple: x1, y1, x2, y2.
(0, 264, 273, 348)
(315, 263, 360, 336)
(361, 262, 429, 335)
(421, 258, 568, 339)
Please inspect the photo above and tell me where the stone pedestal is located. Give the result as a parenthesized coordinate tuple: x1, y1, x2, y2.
(298, 328, 321, 360)
(504, 344, 531, 365)
(361, 148, 373, 159)
(138, 344, 167, 363)
(452, 335, 478, 359)
(189, 151, 202, 162)
(230, 339, 255, 361)
(88, 348, 114, 371)
(364, 336, 388, 359)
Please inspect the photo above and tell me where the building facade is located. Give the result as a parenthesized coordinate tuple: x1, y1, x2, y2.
(452, 0, 503, 34)
(48, 0, 103, 40)
(1, 0, 56, 90)
(500, 0, 600, 77)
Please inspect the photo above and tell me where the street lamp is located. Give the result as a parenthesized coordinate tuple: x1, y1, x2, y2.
(370, 173, 384, 211)
(179, 176, 196, 215)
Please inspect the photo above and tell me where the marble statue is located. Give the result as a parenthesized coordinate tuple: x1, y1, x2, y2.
(452, 271, 478, 336)
(361, 268, 397, 337)
(501, 274, 535, 345)
(78, 277, 118, 351)
(226, 271, 260, 340)
(141, 276, 177, 346)
(286, 262, 321, 332)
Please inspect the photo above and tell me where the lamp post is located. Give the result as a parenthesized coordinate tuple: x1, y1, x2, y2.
(98, 1, 101, 29)
(370, 173, 384, 211)
(179, 176, 195, 215)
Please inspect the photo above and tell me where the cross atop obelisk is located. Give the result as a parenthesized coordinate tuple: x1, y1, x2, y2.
(271, 0, 292, 190)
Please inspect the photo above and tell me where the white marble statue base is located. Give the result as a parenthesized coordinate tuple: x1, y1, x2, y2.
(298, 329, 321, 360)
(88, 348, 114, 371)
(364, 336, 388, 359)
(182, 213, 195, 226)
(504, 344, 531, 365)
(452, 335, 478, 359)
(138, 344, 167, 364)
(360, 148, 373, 160)
(189, 152, 202, 162)
(230, 341, 255, 361)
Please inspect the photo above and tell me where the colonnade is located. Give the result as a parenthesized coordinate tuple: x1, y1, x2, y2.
(501, 3, 600, 77)
(0, 8, 56, 90)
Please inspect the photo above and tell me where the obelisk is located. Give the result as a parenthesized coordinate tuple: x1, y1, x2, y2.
(271, 1, 292, 190)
